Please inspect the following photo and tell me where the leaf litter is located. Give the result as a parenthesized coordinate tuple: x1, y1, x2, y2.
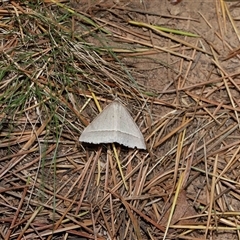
(0, 0, 240, 239)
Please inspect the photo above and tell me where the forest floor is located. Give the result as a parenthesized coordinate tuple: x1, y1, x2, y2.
(0, 0, 240, 239)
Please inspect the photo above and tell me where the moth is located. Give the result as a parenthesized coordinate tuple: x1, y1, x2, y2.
(79, 100, 146, 150)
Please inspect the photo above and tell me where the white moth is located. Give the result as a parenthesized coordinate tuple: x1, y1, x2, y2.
(79, 100, 146, 149)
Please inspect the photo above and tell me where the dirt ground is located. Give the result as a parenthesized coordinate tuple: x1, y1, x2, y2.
(65, 0, 240, 238)
(1, 0, 240, 239)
